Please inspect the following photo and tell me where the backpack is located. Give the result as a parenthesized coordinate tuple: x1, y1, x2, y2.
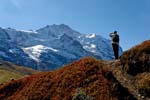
(112, 34, 119, 42)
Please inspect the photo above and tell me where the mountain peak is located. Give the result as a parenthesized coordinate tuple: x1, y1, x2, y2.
(36, 24, 81, 40)
(41, 24, 71, 31)
(53, 24, 71, 28)
(36, 24, 74, 37)
(0, 24, 122, 70)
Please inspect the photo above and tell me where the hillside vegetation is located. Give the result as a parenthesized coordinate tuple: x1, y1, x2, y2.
(0, 61, 38, 84)
(0, 40, 150, 100)
(121, 40, 150, 75)
(0, 58, 136, 100)
(120, 40, 150, 99)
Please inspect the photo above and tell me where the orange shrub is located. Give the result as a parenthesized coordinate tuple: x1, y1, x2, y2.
(0, 57, 137, 100)
(120, 40, 150, 75)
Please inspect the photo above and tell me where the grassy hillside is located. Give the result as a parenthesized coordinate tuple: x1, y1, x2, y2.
(0, 58, 136, 100)
(0, 69, 23, 84)
(0, 61, 39, 84)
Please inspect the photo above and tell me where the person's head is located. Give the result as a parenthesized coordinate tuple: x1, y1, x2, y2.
(114, 31, 117, 34)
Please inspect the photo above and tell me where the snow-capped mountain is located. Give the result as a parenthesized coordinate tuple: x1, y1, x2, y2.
(0, 24, 122, 70)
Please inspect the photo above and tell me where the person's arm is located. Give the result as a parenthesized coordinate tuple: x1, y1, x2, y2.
(109, 33, 114, 37)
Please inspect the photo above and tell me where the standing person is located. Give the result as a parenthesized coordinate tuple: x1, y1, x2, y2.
(109, 31, 119, 59)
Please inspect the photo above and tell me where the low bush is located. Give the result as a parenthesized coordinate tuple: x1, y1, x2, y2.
(137, 73, 150, 97)
(120, 40, 150, 75)
(73, 88, 93, 100)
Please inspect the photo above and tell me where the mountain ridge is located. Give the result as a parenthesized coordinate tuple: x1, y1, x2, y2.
(0, 24, 122, 70)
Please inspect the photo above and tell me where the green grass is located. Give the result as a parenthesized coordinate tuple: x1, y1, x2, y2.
(0, 68, 24, 84)
(0, 61, 39, 84)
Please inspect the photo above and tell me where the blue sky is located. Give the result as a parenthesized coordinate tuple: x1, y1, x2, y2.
(0, 0, 150, 50)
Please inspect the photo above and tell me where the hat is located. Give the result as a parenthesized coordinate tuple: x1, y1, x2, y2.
(114, 31, 117, 33)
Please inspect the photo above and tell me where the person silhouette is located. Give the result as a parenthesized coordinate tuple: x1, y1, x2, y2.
(109, 31, 119, 59)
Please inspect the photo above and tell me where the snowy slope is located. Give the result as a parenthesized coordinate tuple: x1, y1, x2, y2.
(0, 24, 123, 70)
(22, 45, 59, 62)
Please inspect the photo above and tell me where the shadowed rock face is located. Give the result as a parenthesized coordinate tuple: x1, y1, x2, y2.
(0, 28, 10, 40)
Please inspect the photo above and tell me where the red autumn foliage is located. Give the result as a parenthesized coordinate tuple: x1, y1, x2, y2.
(0, 57, 136, 100)
(121, 40, 150, 75)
